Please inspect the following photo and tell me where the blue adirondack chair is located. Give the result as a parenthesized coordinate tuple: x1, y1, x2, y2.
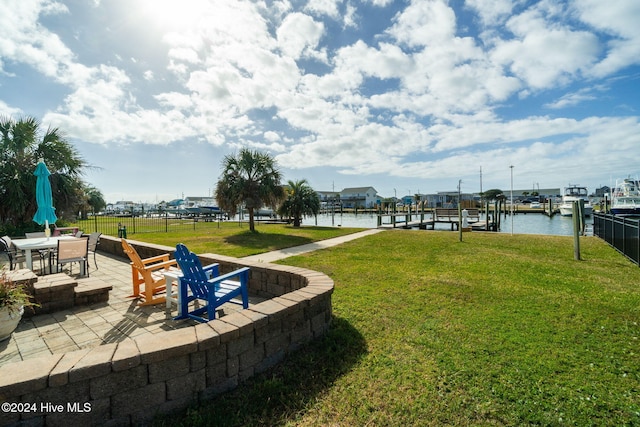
(174, 243, 250, 322)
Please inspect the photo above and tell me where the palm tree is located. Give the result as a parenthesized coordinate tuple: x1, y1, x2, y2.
(215, 148, 284, 232)
(278, 179, 320, 227)
(78, 185, 107, 220)
(0, 116, 88, 228)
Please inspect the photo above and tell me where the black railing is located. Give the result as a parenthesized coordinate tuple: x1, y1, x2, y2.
(593, 212, 640, 266)
(70, 212, 226, 237)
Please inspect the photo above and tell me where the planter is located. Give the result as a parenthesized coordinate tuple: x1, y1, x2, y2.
(0, 305, 24, 342)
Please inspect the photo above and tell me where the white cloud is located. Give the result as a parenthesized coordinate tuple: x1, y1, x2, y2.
(276, 13, 324, 59)
(305, 0, 342, 19)
(0, 99, 22, 117)
(544, 88, 598, 109)
(573, 0, 640, 77)
(490, 6, 600, 89)
(465, 0, 513, 26)
(386, 0, 456, 48)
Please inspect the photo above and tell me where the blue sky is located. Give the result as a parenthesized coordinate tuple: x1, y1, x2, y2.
(2, 0, 640, 203)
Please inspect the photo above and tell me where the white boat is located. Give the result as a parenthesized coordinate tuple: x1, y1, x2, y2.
(558, 185, 593, 216)
(611, 177, 640, 216)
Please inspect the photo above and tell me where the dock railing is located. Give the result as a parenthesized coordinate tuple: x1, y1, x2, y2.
(593, 212, 640, 266)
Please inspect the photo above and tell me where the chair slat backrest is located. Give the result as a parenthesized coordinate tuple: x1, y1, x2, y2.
(0, 237, 10, 254)
(57, 238, 88, 262)
(174, 243, 210, 298)
(25, 232, 46, 238)
(121, 239, 144, 269)
(1, 235, 13, 248)
(88, 232, 101, 251)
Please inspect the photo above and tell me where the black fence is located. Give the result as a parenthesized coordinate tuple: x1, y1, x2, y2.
(72, 212, 228, 237)
(593, 212, 640, 267)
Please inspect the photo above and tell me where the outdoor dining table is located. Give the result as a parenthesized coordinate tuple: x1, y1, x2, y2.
(12, 235, 78, 273)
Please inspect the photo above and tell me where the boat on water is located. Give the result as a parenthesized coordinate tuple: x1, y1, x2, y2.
(611, 177, 640, 216)
(558, 185, 593, 216)
(185, 206, 221, 215)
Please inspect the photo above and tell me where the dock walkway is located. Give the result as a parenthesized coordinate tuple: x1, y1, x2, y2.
(377, 208, 482, 230)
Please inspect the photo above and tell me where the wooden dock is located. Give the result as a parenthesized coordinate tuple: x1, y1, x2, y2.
(377, 208, 487, 231)
(377, 212, 435, 229)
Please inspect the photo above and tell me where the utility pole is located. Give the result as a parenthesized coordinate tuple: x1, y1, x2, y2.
(332, 181, 335, 227)
(510, 165, 514, 235)
(458, 180, 463, 242)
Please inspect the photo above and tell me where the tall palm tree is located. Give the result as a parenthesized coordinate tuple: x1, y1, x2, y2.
(0, 116, 87, 228)
(278, 179, 320, 227)
(215, 148, 284, 232)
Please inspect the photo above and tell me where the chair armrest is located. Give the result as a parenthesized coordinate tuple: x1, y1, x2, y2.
(206, 267, 249, 285)
(202, 263, 220, 278)
(140, 254, 171, 266)
(138, 259, 178, 272)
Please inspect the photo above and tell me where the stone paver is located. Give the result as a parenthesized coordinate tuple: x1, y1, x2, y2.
(0, 252, 200, 364)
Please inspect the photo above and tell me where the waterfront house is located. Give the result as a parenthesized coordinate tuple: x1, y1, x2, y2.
(340, 187, 378, 209)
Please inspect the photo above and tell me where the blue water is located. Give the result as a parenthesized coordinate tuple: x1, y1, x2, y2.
(304, 212, 584, 236)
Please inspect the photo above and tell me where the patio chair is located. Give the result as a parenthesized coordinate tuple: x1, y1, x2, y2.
(25, 232, 46, 238)
(55, 237, 89, 277)
(24, 232, 48, 273)
(121, 238, 179, 306)
(87, 232, 102, 269)
(0, 236, 26, 270)
(173, 243, 249, 322)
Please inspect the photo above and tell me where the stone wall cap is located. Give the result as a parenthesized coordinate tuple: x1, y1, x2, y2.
(0, 354, 63, 396)
(49, 348, 91, 387)
(194, 322, 220, 351)
(112, 339, 141, 372)
(69, 343, 118, 382)
(136, 328, 197, 364)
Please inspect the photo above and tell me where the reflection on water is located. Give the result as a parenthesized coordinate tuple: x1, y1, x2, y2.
(304, 212, 588, 236)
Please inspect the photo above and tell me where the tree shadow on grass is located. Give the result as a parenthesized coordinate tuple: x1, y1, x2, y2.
(224, 231, 315, 252)
(154, 316, 367, 427)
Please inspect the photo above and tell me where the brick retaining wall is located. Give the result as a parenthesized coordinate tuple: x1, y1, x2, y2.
(0, 236, 334, 425)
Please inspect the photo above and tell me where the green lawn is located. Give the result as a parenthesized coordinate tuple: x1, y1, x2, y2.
(73, 220, 363, 258)
(153, 230, 640, 426)
(136, 224, 363, 258)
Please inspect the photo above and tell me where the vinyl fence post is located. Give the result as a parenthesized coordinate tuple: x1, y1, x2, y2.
(573, 201, 581, 260)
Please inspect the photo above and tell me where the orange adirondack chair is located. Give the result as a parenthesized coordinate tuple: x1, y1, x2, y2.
(121, 239, 180, 306)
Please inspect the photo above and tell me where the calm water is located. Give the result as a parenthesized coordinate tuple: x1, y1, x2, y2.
(302, 212, 586, 236)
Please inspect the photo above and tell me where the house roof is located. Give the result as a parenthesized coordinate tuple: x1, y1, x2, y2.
(341, 187, 377, 194)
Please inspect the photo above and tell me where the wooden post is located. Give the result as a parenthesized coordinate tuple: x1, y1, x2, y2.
(458, 204, 463, 241)
(578, 199, 585, 235)
(573, 201, 581, 260)
(485, 200, 490, 231)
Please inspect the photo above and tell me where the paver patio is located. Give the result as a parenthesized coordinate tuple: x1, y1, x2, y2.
(0, 251, 264, 365)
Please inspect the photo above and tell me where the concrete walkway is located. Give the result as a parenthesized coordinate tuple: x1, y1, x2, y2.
(242, 228, 383, 262)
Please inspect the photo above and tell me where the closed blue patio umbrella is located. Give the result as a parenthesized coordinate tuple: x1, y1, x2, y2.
(33, 160, 57, 232)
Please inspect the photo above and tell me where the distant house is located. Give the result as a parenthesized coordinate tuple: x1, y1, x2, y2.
(317, 191, 341, 206)
(340, 187, 378, 208)
(107, 201, 135, 213)
(594, 186, 610, 198)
